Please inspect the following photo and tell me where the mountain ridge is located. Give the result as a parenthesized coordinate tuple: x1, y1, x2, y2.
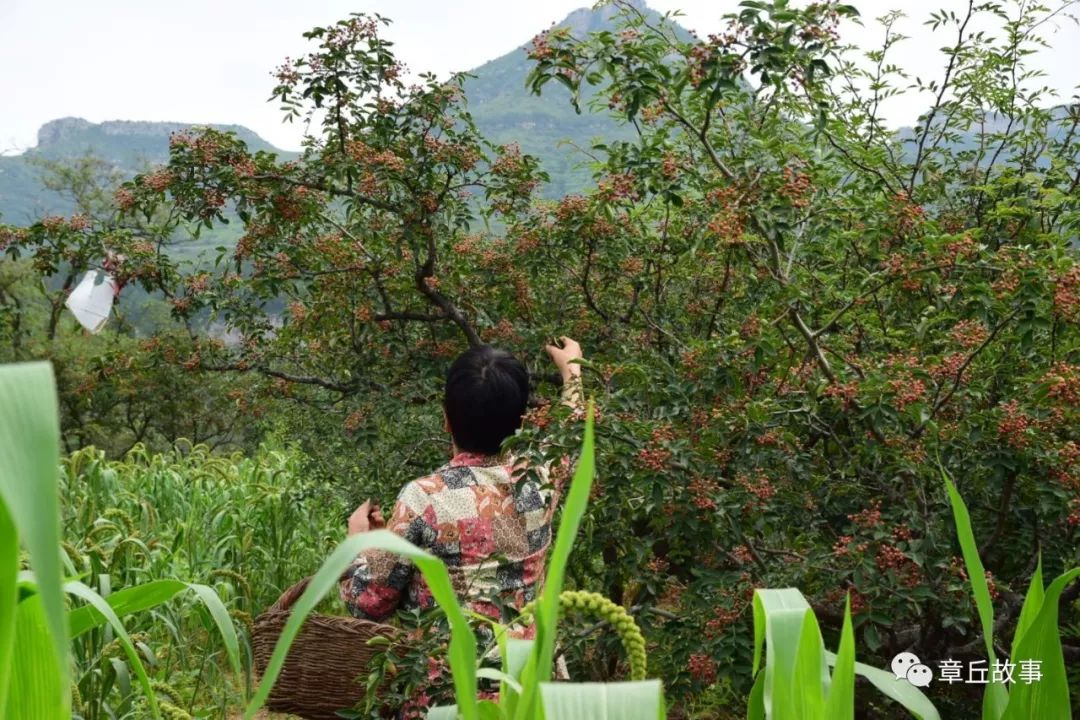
(0, 1, 663, 223)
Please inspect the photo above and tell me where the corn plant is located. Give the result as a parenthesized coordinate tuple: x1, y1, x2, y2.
(747, 589, 940, 720)
(942, 467, 1080, 720)
(249, 401, 668, 720)
(0, 361, 243, 719)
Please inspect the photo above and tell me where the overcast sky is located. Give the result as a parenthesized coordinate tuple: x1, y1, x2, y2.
(2, 0, 1078, 154)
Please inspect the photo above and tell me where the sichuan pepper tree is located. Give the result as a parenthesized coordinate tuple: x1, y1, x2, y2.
(0, 156, 254, 455)
(510, 0, 1080, 712)
(127, 16, 550, 482)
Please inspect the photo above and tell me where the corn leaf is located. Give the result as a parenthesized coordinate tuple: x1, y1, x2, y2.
(498, 637, 534, 715)
(5, 594, 66, 719)
(823, 654, 940, 720)
(941, 467, 1009, 719)
(476, 668, 523, 694)
(0, 362, 68, 713)
(747, 672, 766, 720)
(466, 609, 518, 704)
(822, 595, 855, 720)
(505, 637, 534, 682)
(752, 588, 813, 719)
(538, 680, 665, 719)
(245, 529, 478, 720)
(0, 500, 16, 712)
(1010, 556, 1044, 661)
(1000, 568, 1080, 720)
(790, 609, 827, 719)
(515, 402, 595, 720)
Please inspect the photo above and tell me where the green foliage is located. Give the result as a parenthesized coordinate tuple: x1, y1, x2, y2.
(943, 466, 1080, 720)
(750, 588, 939, 720)
(0, 361, 347, 718)
(2, 0, 1080, 716)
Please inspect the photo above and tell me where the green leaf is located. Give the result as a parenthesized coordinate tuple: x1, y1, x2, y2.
(188, 582, 243, 685)
(747, 671, 765, 720)
(790, 609, 826, 719)
(500, 637, 534, 715)
(69, 579, 187, 638)
(825, 654, 941, 720)
(476, 667, 523, 694)
(1010, 556, 1044, 660)
(5, 594, 65, 719)
(823, 596, 855, 720)
(752, 588, 813, 719)
(941, 466, 1008, 718)
(538, 680, 665, 719)
(0, 362, 68, 712)
(65, 578, 242, 692)
(245, 530, 478, 720)
(65, 580, 160, 720)
(1000, 568, 1080, 720)
(0, 500, 16, 712)
(515, 402, 596, 720)
(505, 638, 533, 682)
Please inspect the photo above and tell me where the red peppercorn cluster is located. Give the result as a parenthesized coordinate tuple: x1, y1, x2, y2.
(704, 605, 742, 638)
(888, 191, 926, 236)
(688, 475, 720, 511)
(114, 187, 136, 211)
(823, 585, 867, 614)
(731, 544, 755, 565)
(822, 380, 858, 408)
(950, 319, 989, 349)
(1067, 499, 1080, 527)
(1043, 362, 1080, 405)
(688, 653, 718, 685)
(737, 471, 776, 510)
(1054, 266, 1080, 321)
(875, 544, 923, 588)
(888, 377, 927, 410)
(997, 399, 1032, 448)
(779, 165, 813, 209)
(942, 235, 978, 264)
(343, 410, 366, 435)
(705, 186, 745, 243)
(597, 171, 640, 202)
(636, 446, 671, 472)
(849, 501, 882, 529)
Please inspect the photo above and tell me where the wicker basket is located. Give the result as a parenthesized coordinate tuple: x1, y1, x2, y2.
(252, 577, 400, 720)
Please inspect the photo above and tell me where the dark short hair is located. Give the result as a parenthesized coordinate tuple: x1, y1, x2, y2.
(444, 345, 529, 455)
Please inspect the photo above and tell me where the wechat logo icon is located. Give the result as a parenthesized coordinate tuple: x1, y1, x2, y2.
(892, 652, 933, 688)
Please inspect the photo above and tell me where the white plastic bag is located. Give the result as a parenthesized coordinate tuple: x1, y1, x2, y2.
(64, 270, 117, 334)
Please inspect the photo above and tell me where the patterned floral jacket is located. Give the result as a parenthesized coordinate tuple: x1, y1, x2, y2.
(339, 451, 561, 627)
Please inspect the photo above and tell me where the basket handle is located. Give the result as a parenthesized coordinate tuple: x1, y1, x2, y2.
(268, 577, 312, 613)
(268, 570, 357, 614)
